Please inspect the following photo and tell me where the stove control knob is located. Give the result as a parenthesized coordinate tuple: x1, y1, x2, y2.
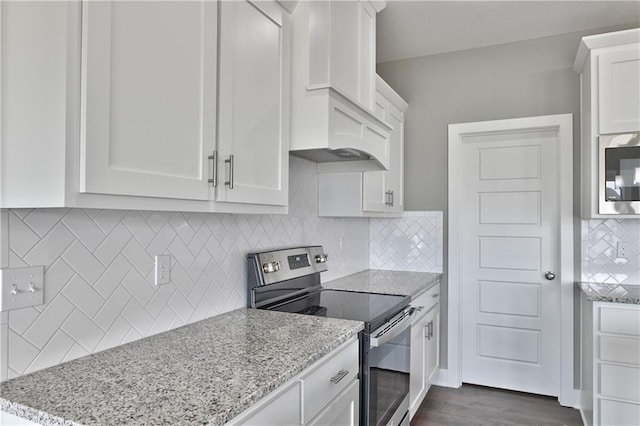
(262, 261, 280, 274)
(315, 254, 328, 263)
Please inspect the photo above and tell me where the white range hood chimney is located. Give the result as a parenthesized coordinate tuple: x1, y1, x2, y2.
(288, 0, 391, 173)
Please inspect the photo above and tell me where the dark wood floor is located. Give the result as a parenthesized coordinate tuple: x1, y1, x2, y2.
(411, 385, 583, 426)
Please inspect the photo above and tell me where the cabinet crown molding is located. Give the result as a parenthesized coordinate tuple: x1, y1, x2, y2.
(573, 28, 640, 73)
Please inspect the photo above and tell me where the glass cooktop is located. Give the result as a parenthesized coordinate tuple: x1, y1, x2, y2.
(268, 289, 410, 332)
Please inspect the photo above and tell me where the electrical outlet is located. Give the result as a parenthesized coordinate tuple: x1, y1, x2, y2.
(617, 242, 629, 259)
(154, 255, 171, 286)
(0, 266, 44, 312)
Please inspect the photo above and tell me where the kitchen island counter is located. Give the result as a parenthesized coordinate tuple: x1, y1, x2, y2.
(323, 269, 441, 299)
(0, 308, 363, 425)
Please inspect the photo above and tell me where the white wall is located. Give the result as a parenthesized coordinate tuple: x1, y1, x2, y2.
(0, 157, 370, 380)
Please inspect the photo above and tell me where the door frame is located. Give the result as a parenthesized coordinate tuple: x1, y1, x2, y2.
(447, 114, 574, 407)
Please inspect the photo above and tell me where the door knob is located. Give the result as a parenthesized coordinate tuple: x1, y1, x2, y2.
(545, 271, 556, 281)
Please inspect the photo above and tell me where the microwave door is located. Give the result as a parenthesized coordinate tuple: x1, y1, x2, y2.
(599, 133, 640, 214)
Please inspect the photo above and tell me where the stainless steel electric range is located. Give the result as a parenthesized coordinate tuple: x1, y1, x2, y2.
(248, 246, 415, 426)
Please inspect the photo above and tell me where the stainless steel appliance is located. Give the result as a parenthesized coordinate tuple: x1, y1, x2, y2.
(248, 246, 414, 426)
(599, 132, 640, 214)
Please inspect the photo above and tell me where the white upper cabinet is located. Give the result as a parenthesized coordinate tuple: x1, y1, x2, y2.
(574, 28, 640, 218)
(598, 45, 640, 134)
(80, 1, 217, 201)
(216, 0, 289, 206)
(1, 0, 289, 213)
(363, 78, 406, 214)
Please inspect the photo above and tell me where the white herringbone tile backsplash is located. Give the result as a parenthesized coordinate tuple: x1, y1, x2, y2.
(370, 211, 443, 272)
(581, 219, 640, 285)
(1, 157, 369, 379)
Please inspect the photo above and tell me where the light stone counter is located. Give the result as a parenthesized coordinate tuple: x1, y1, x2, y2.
(0, 308, 363, 426)
(578, 281, 640, 304)
(323, 270, 441, 299)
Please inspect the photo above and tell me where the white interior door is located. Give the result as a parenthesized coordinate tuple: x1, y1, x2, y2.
(461, 128, 560, 396)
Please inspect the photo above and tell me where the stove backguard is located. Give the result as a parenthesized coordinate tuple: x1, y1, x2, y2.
(247, 246, 328, 308)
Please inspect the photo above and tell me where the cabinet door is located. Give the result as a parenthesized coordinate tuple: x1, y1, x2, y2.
(599, 45, 640, 134)
(363, 96, 404, 214)
(363, 92, 390, 213)
(81, 1, 217, 200)
(409, 312, 428, 417)
(307, 379, 359, 426)
(217, 0, 289, 206)
(385, 102, 405, 213)
(425, 306, 440, 386)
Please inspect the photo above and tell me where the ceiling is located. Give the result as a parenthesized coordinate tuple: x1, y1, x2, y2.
(376, 1, 640, 63)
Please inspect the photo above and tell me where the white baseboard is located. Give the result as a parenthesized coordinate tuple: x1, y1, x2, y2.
(432, 368, 449, 387)
(579, 408, 588, 426)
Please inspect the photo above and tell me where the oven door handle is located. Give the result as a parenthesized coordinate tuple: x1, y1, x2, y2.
(369, 307, 416, 348)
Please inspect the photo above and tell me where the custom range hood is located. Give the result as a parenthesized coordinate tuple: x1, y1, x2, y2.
(288, 0, 391, 173)
(289, 88, 392, 173)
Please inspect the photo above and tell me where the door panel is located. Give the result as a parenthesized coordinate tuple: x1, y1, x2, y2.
(217, 0, 288, 205)
(81, 1, 216, 200)
(461, 129, 559, 396)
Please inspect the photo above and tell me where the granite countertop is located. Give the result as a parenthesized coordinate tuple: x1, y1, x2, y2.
(323, 269, 441, 299)
(578, 282, 640, 304)
(0, 308, 363, 426)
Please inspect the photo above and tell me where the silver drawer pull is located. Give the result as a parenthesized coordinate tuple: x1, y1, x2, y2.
(330, 369, 349, 384)
(225, 155, 234, 189)
(432, 293, 439, 298)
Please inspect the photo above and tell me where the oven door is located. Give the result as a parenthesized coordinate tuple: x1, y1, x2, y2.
(361, 307, 415, 426)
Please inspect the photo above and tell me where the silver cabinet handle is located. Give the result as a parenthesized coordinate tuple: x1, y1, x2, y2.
(390, 190, 394, 207)
(207, 151, 218, 187)
(385, 190, 392, 206)
(545, 271, 556, 281)
(225, 155, 234, 189)
(432, 293, 439, 298)
(426, 321, 434, 340)
(330, 369, 349, 384)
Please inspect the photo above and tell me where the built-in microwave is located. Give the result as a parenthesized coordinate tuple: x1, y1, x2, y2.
(599, 133, 640, 215)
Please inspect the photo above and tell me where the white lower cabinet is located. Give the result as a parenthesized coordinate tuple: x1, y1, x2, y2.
(307, 380, 359, 426)
(233, 380, 303, 426)
(229, 337, 359, 426)
(581, 297, 640, 425)
(409, 284, 441, 419)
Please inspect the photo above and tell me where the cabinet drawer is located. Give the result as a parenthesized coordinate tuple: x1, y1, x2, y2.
(301, 339, 359, 422)
(233, 380, 302, 425)
(600, 335, 640, 365)
(307, 379, 359, 426)
(600, 363, 640, 402)
(599, 398, 640, 426)
(412, 283, 441, 320)
(600, 306, 640, 336)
